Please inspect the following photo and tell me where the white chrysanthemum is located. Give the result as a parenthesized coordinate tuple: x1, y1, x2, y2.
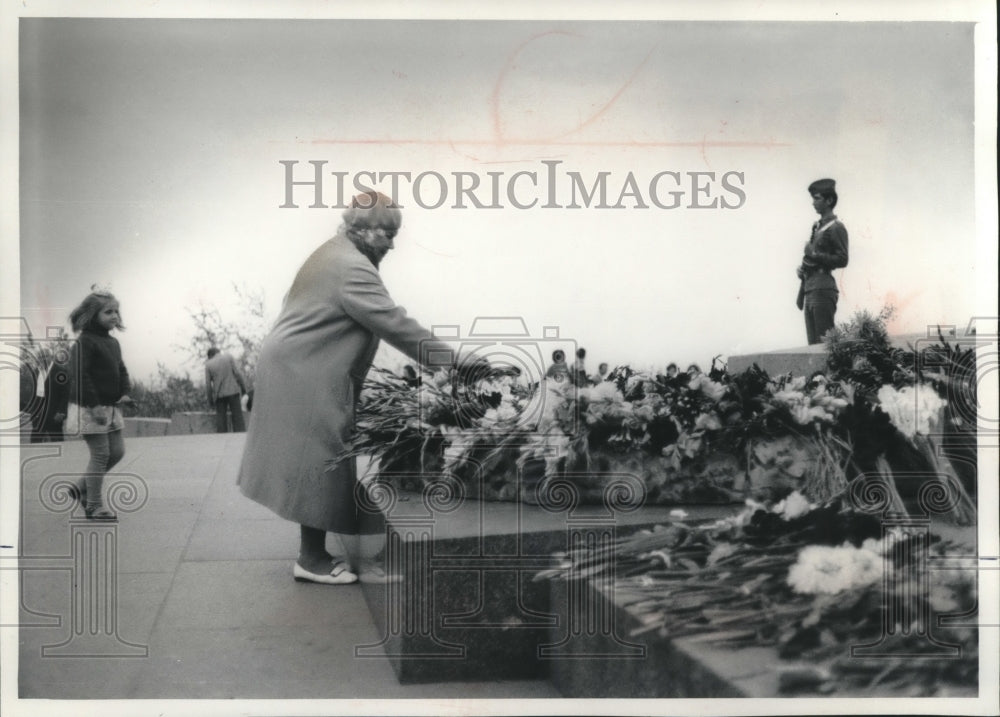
(590, 381, 625, 403)
(495, 402, 519, 422)
(694, 411, 722, 431)
(772, 377, 847, 425)
(773, 490, 813, 520)
(698, 377, 728, 402)
(787, 543, 884, 595)
(877, 384, 946, 438)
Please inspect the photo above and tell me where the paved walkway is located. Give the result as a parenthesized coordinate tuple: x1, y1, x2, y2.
(14, 434, 559, 701)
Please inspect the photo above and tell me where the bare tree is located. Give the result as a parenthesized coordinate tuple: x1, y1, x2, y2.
(178, 283, 269, 389)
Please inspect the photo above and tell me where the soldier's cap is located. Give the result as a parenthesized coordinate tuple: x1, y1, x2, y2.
(808, 178, 836, 195)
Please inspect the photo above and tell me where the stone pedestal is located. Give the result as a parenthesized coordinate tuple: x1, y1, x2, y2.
(352, 474, 735, 684)
(727, 330, 952, 377)
(726, 343, 828, 377)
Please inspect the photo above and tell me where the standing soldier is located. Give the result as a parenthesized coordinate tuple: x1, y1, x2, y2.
(797, 178, 849, 344)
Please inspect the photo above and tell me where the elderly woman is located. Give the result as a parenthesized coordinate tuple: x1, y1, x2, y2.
(238, 192, 455, 584)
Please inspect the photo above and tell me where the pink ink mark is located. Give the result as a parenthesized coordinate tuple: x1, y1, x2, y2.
(489, 32, 659, 146)
(303, 35, 792, 153)
(882, 290, 922, 334)
(306, 137, 789, 149)
(490, 30, 580, 146)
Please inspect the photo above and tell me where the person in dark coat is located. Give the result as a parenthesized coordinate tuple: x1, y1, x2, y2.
(205, 347, 247, 432)
(32, 351, 72, 442)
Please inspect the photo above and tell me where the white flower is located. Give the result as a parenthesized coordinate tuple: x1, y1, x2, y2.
(876, 384, 946, 439)
(773, 490, 813, 520)
(495, 402, 519, 422)
(693, 376, 728, 402)
(633, 403, 655, 423)
(590, 381, 625, 403)
(480, 408, 500, 428)
(417, 385, 439, 407)
(625, 374, 645, 395)
(787, 543, 884, 595)
(771, 376, 847, 425)
(694, 411, 722, 431)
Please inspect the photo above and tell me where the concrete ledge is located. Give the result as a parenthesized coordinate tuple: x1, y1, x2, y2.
(727, 343, 827, 377)
(727, 330, 954, 377)
(168, 411, 248, 435)
(124, 417, 171, 438)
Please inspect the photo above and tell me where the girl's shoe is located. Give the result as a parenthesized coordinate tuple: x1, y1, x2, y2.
(84, 503, 117, 521)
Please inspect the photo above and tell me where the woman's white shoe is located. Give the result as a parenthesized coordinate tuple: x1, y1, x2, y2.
(293, 561, 358, 585)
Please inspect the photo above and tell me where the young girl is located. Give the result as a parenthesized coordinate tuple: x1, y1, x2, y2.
(61, 289, 134, 520)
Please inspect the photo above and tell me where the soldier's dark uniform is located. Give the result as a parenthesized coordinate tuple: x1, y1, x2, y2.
(797, 179, 849, 344)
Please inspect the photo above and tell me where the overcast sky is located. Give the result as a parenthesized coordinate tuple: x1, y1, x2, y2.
(12, 14, 992, 382)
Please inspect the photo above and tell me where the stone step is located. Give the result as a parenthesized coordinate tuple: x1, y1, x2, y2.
(352, 477, 737, 684)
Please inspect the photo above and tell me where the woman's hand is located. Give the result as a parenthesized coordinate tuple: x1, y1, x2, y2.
(92, 406, 109, 426)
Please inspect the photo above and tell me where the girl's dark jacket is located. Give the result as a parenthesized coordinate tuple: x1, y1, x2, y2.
(53, 328, 131, 410)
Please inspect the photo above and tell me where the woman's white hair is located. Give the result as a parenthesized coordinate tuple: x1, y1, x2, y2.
(342, 191, 402, 234)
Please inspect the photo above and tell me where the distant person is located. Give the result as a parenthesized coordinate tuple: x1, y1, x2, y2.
(57, 288, 134, 520)
(797, 178, 849, 344)
(32, 350, 72, 442)
(665, 363, 679, 379)
(572, 347, 588, 386)
(205, 347, 247, 432)
(237, 192, 465, 586)
(545, 349, 570, 383)
(591, 362, 609, 384)
(687, 364, 702, 378)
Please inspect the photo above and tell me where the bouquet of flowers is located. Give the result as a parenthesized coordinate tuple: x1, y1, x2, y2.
(873, 383, 977, 524)
(537, 492, 978, 695)
(345, 308, 980, 516)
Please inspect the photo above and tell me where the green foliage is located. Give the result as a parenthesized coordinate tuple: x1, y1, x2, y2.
(823, 305, 914, 394)
(125, 363, 205, 418)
